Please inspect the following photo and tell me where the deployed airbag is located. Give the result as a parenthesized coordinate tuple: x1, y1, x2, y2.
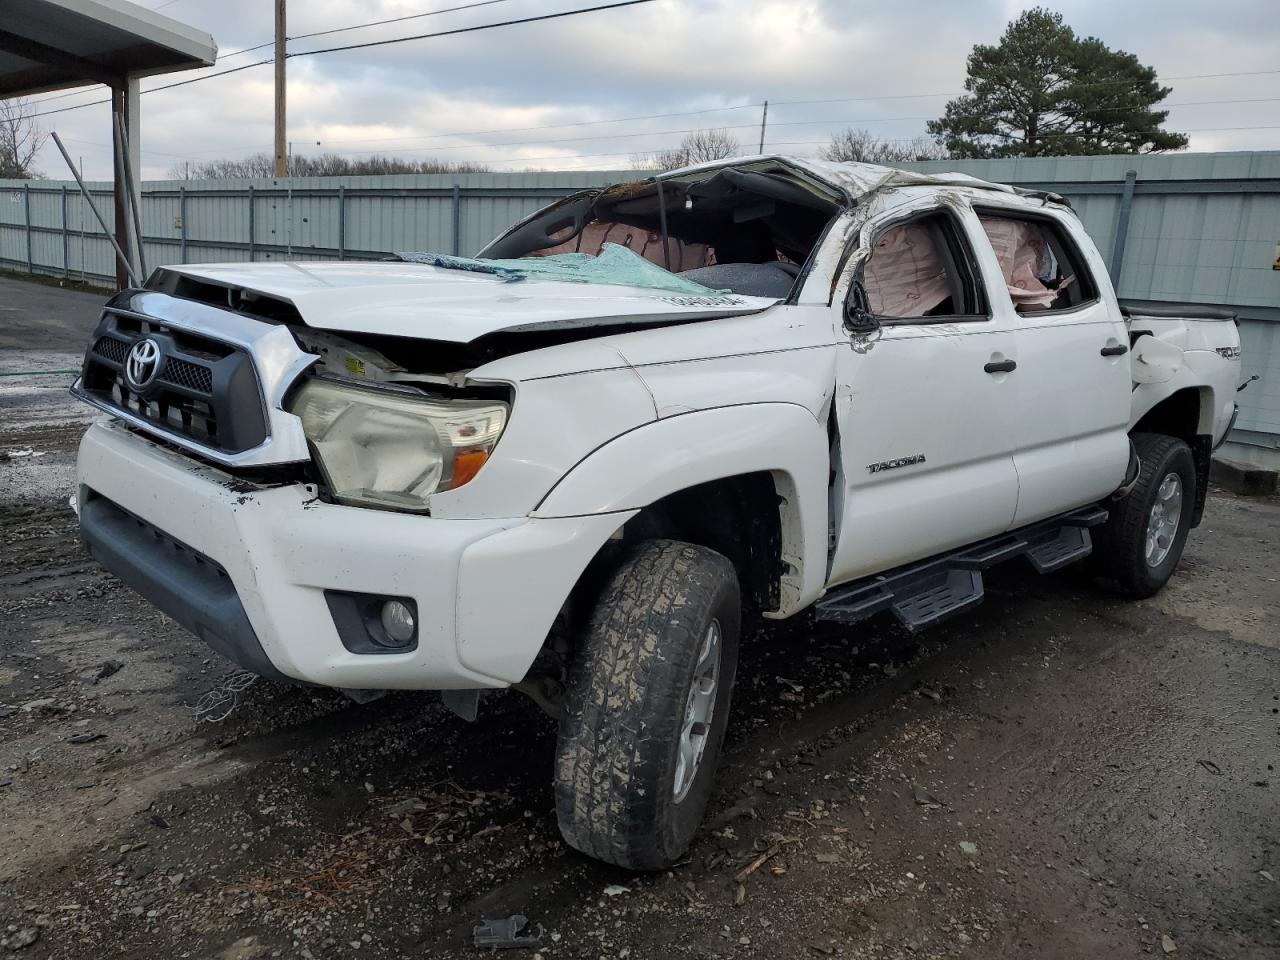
(978, 217, 1060, 309)
(862, 223, 952, 317)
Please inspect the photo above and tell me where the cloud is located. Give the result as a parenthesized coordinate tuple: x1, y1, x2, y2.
(20, 0, 1280, 180)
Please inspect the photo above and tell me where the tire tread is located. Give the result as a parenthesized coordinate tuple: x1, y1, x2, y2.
(554, 539, 738, 869)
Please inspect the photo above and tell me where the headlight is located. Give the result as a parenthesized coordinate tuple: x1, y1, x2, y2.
(288, 378, 508, 512)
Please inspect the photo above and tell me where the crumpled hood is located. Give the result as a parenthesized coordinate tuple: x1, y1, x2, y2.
(157, 261, 775, 343)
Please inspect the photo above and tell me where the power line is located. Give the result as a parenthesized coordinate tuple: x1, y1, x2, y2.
(16, 1, 526, 110)
(20, 38, 276, 110)
(18, 0, 1279, 164)
(314, 116, 938, 157)
(305, 96, 1280, 153)
(290, 0, 661, 57)
(772, 69, 1280, 108)
(23, 1, 660, 118)
(26, 59, 276, 119)
(314, 103, 765, 146)
(291, 0, 522, 43)
(452, 126, 1280, 167)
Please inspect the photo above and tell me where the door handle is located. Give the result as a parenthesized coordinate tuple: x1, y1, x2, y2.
(984, 359, 1017, 374)
(1100, 344, 1128, 357)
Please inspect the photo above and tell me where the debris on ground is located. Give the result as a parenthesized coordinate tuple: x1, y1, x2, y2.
(0, 926, 39, 951)
(733, 846, 780, 882)
(92, 659, 123, 684)
(912, 784, 943, 808)
(473, 915, 539, 950)
(1161, 934, 1178, 953)
(194, 671, 259, 723)
(1, 413, 1276, 960)
(602, 884, 631, 897)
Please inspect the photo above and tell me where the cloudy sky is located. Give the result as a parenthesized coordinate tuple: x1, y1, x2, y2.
(20, 0, 1280, 180)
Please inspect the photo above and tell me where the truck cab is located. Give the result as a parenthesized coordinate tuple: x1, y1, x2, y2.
(70, 156, 1243, 870)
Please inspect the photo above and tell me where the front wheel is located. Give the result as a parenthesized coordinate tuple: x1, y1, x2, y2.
(554, 539, 740, 870)
(1092, 432, 1196, 598)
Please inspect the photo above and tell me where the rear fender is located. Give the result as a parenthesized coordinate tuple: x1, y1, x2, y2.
(532, 403, 830, 616)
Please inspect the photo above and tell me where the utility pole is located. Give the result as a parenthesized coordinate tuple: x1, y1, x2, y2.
(274, 0, 287, 177)
(758, 100, 768, 154)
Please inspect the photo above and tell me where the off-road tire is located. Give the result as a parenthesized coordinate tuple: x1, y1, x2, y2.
(554, 539, 740, 870)
(1092, 432, 1196, 599)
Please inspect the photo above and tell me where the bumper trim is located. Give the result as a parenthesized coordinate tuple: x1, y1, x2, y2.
(80, 493, 285, 680)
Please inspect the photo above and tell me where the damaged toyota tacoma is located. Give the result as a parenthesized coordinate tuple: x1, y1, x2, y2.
(70, 157, 1244, 869)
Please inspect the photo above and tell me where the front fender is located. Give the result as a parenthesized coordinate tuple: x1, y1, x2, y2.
(532, 403, 830, 616)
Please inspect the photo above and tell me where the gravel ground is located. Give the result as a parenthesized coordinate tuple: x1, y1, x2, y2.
(1, 280, 1277, 959)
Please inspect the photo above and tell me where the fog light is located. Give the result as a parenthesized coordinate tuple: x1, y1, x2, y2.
(380, 600, 416, 646)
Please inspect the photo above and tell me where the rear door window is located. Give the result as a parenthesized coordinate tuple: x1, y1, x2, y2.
(861, 210, 988, 321)
(975, 211, 1098, 313)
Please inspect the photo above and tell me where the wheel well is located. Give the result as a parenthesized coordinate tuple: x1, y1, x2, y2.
(625, 472, 783, 616)
(1131, 387, 1212, 527)
(1133, 387, 1205, 443)
(566, 472, 784, 630)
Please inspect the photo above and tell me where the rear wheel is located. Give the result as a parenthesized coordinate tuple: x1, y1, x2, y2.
(553, 539, 740, 870)
(1093, 432, 1196, 598)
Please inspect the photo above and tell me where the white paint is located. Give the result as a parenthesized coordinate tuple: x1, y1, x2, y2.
(532, 403, 830, 616)
(161, 260, 778, 343)
(72, 156, 1243, 692)
(77, 421, 629, 688)
(826, 193, 1022, 583)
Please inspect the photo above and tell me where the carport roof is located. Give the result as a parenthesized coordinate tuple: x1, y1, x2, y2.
(0, 0, 216, 96)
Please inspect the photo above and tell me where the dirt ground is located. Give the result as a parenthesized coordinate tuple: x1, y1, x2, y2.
(1, 280, 1277, 959)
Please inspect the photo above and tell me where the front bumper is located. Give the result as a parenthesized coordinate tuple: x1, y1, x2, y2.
(75, 421, 632, 689)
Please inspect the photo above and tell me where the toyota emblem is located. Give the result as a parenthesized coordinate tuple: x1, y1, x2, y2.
(124, 338, 162, 390)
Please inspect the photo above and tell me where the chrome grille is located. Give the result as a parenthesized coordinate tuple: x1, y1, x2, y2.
(78, 313, 267, 455)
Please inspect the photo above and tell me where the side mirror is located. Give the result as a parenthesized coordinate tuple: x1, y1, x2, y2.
(844, 279, 879, 335)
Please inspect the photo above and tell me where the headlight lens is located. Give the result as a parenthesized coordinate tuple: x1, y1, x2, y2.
(289, 378, 508, 512)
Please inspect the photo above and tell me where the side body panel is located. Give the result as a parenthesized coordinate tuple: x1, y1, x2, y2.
(826, 194, 1022, 584)
(532, 403, 831, 617)
(965, 201, 1132, 526)
(437, 305, 838, 521)
(1128, 313, 1242, 443)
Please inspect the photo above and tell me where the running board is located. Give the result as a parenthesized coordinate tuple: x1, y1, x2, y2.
(816, 505, 1108, 633)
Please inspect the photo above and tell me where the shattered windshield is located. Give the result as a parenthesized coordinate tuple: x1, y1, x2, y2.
(397, 243, 728, 296)
(471, 163, 844, 300)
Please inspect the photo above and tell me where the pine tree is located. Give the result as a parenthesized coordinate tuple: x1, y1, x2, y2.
(928, 8, 1188, 157)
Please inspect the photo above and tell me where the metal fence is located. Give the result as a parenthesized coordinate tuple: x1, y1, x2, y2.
(2, 154, 1277, 458)
(0, 170, 629, 284)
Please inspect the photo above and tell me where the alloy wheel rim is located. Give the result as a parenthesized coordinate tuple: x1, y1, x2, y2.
(1145, 472, 1183, 568)
(673, 619, 721, 802)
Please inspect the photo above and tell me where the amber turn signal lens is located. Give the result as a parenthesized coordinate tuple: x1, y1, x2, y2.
(451, 448, 489, 488)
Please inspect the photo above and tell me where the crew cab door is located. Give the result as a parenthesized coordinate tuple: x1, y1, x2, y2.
(968, 205, 1131, 525)
(827, 196, 1021, 585)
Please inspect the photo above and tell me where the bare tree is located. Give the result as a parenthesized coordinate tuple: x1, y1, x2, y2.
(631, 128, 740, 172)
(0, 98, 48, 179)
(820, 128, 949, 164)
(166, 152, 490, 179)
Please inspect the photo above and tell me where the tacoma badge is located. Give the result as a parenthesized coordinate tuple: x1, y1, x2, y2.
(867, 454, 927, 474)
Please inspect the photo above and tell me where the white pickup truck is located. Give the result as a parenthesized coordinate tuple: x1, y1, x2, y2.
(71, 157, 1242, 870)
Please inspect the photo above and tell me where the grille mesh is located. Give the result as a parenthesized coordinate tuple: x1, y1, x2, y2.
(161, 357, 214, 394)
(92, 337, 129, 364)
